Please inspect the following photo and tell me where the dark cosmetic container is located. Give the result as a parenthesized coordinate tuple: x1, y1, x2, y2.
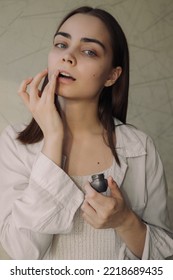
(90, 173, 108, 193)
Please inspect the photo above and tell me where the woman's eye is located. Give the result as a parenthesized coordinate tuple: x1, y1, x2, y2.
(83, 50, 97, 57)
(54, 43, 67, 49)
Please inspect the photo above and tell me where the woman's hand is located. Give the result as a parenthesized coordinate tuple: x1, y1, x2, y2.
(81, 176, 147, 258)
(18, 69, 64, 139)
(81, 176, 131, 230)
(18, 69, 64, 166)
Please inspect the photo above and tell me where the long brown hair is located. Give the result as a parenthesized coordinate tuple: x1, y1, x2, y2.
(17, 6, 129, 165)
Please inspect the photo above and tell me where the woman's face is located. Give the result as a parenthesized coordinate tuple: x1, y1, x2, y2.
(48, 13, 118, 101)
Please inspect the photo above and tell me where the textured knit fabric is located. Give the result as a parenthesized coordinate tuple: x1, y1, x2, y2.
(47, 165, 118, 259)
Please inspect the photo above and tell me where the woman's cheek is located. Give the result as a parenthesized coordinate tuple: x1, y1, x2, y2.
(92, 73, 96, 78)
(90, 71, 108, 85)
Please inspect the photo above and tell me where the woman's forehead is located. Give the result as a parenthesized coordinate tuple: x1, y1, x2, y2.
(58, 13, 111, 43)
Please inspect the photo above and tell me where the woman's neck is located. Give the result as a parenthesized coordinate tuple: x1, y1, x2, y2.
(58, 97, 103, 138)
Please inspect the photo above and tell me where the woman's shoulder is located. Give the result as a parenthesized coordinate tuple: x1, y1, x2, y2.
(0, 123, 26, 143)
(115, 119, 149, 140)
(0, 124, 28, 164)
(0, 123, 43, 161)
(114, 118, 154, 157)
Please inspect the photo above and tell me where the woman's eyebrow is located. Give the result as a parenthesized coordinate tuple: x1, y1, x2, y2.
(54, 32, 106, 51)
(54, 31, 71, 39)
(81, 37, 106, 51)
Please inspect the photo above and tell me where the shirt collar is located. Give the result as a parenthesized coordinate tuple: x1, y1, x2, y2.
(114, 119, 146, 158)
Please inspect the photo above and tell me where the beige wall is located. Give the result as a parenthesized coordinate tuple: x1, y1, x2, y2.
(0, 0, 173, 259)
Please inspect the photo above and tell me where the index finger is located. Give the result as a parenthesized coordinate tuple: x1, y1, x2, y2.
(30, 69, 48, 90)
(44, 70, 59, 103)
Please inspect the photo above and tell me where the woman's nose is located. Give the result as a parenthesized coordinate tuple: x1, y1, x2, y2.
(62, 52, 76, 66)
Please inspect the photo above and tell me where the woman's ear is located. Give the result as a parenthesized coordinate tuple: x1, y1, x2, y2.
(104, 66, 122, 87)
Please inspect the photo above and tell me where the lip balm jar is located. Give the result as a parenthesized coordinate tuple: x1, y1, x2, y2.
(90, 173, 108, 193)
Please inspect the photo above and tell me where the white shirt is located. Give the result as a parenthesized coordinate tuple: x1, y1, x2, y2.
(0, 119, 173, 259)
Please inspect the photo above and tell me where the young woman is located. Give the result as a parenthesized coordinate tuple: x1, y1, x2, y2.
(0, 6, 173, 260)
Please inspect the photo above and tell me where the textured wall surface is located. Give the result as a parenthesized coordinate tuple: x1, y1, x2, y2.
(0, 0, 173, 259)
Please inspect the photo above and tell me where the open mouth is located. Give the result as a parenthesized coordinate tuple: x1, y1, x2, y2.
(58, 71, 76, 81)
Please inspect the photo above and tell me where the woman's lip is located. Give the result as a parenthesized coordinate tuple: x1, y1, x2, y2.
(57, 76, 76, 84)
(58, 69, 76, 80)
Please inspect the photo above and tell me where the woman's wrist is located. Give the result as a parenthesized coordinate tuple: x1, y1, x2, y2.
(42, 133, 64, 167)
(116, 209, 145, 233)
(115, 210, 147, 258)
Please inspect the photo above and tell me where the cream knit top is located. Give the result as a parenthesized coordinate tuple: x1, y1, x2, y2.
(47, 162, 118, 260)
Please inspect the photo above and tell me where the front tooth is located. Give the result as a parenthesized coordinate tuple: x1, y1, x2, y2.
(61, 72, 70, 77)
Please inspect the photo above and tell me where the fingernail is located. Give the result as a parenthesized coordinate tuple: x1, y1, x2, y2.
(108, 176, 113, 184)
(50, 73, 56, 80)
(54, 69, 60, 77)
(26, 77, 33, 83)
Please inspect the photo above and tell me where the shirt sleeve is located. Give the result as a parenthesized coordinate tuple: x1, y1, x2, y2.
(119, 224, 173, 260)
(142, 136, 173, 259)
(0, 125, 84, 259)
(125, 136, 173, 260)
